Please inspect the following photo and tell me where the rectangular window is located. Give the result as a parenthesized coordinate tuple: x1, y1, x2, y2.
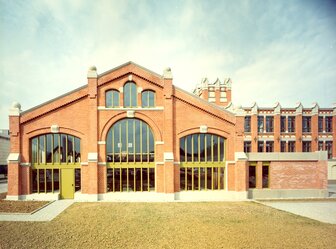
(288, 141, 295, 152)
(288, 116, 295, 132)
(265, 116, 274, 132)
(280, 116, 286, 132)
(244, 141, 251, 153)
(325, 116, 333, 132)
(258, 141, 264, 152)
(208, 91, 215, 102)
(244, 116, 251, 132)
(326, 141, 333, 159)
(262, 165, 269, 188)
(265, 141, 274, 152)
(318, 141, 324, 151)
(249, 165, 256, 188)
(280, 141, 286, 152)
(302, 141, 311, 152)
(258, 116, 264, 133)
(302, 116, 311, 132)
(318, 116, 323, 132)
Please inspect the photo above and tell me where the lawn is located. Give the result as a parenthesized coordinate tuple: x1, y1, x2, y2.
(0, 192, 49, 213)
(1, 202, 336, 249)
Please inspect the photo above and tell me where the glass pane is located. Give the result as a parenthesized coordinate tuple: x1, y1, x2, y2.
(142, 168, 148, 191)
(46, 169, 52, 192)
(180, 168, 185, 190)
(123, 83, 131, 107)
(187, 167, 192, 190)
(122, 168, 127, 191)
(39, 169, 45, 193)
(193, 134, 198, 162)
(32, 138, 38, 164)
(206, 168, 212, 189)
(114, 168, 121, 192)
(220, 137, 225, 161)
(113, 91, 119, 107)
(32, 169, 37, 193)
(74, 137, 80, 162)
(142, 91, 148, 107)
(220, 167, 225, 189)
(186, 136, 192, 161)
(206, 134, 212, 162)
(60, 134, 67, 163)
(148, 91, 155, 107)
(213, 135, 219, 162)
(54, 169, 59, 191)
(130, 82, 137, 107)
(149, 129, 154, 162)
(106, 91, 112, 107)
(53, 134, 60, 163)
(213, 167, 219, 189)
(75, 169, 81, 192)
(46, 134, 52, 163)
(121, 120, 127, 162)
(135, 168, 142, 191)
(193, 167, 199, 190)
(107, 168, 113, 192)
(149, 168, 155, 191)
(262, 166, 269, 188)
(128, 120, 134, 157)
(200, 167, 206, 190)
(199, 134, 205, 162)
(106, 129, 112, 162)
(67, 135, 74, 163)
(38, 135, 45, 164)
(249, 166, 256, 188)
(128, 168, 134, 191)
(180, 137, 185, 162)
(135, 120, 141, 162)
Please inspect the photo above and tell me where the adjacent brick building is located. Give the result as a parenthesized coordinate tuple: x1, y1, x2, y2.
(7, 62, 336, 201)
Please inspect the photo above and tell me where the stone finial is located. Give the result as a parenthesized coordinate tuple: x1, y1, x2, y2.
(274, 102, 281, 115)
(87, 65, 98, 78)
(311, 102, 319, 115)
(251, 102, 258, 115)
(9, 101, 21, 116)
(163, 67, 173, 79)
(295, 102, 303, 115)
(224, 78, 232, 90)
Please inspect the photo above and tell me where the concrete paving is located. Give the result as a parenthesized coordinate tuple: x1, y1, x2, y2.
(260, 201, 336, 224)
(0, 180, 8, 193)
(0, 200, 74, 222)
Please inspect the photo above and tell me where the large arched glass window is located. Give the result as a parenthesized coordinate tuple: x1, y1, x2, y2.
(179, 133, 225, 191)
(106, 118, 154, 163)
(106, 118, 155, 192)
(141, 90, 155, 107)
(106, 90, 120, 107)
(123, 81, 137, 107)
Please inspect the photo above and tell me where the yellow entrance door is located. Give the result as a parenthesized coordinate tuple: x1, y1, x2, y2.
(61, 169, 75, 199)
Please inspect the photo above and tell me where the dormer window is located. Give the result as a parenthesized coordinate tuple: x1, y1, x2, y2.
(106, 90, 120, 107)
(141, 90, 155, 107)
(123, 81, 137, 108)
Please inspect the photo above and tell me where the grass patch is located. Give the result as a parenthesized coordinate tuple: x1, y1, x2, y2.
(1, 202, 336, 248)
(0, 193, 49, 214)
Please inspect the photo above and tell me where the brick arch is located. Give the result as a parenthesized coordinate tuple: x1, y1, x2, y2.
(177, 127, 230, 140)
(26, 126, 85, 140)
(99, 112, 163, 142)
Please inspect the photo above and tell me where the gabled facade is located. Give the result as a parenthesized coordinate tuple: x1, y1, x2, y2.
(7, 62, 334, 201)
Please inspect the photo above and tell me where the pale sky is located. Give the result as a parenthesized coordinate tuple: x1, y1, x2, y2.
(1, 0, 335, 129)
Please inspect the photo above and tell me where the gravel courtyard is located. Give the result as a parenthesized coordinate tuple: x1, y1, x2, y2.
(1, 202, 336, 249)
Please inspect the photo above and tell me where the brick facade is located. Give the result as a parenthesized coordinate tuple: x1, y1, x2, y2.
(7, 62, 334, 201)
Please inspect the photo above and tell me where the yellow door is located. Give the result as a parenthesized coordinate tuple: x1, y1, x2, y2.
(61, 169, 74, 199)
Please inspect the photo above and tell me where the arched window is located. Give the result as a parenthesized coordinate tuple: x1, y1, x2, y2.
(179, 133, 225, 191)
(106, 118, 155, 192)
(31, 133, 81, 195)
(106, 90, 120, 107)
(106, 118, 154, 163)
(141, 90, 155, 107)
(31, 133, 81, 164)
(123, 81, 137, 107)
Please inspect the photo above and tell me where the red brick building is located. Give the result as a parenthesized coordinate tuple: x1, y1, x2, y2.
(7, 62, 336, 201)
